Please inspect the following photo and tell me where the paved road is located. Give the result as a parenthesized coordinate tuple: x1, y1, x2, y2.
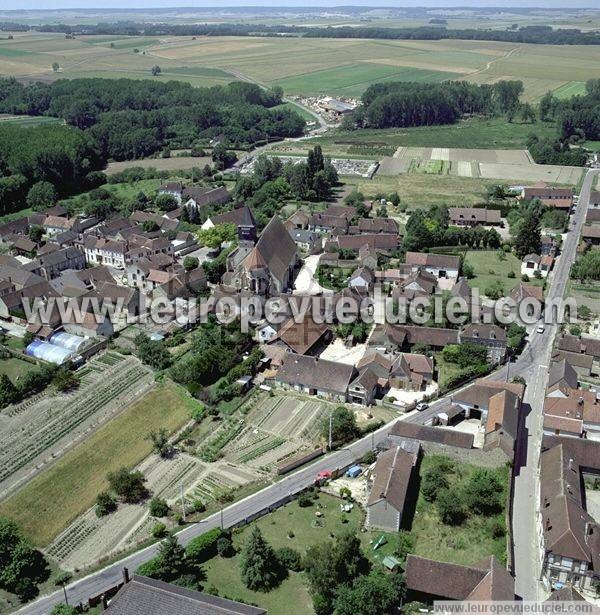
(18, 171, 598, 613)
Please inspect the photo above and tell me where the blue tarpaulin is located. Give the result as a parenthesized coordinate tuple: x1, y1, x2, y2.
(346, 465, 362, 478)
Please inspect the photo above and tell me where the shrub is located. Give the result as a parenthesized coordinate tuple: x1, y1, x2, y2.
(95, 491, 117, 517)
(463, 468, 504, 515)
(297, 493, 313, 508)
(149, 497, 170, 518)
(507, 271, 515, 278)
(185, 528, 223, 563)
(217, 535, 234, 558)
(152, 522, 167, 538)
(107, 468, 148, 503)
(277, 547, 303, 572)
(436, 488, 466, 525)
(421, 466, 449, 502)
(361, 450, 377, 464)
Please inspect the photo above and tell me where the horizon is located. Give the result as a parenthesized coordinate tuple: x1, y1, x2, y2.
(0, 1, 598, 13)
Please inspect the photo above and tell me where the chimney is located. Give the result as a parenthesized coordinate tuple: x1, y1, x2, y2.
(101, 594, 108, 612)
(579, 397, 584, 406)
(568, 458, 575, 471)
(122, 567, 130, 584)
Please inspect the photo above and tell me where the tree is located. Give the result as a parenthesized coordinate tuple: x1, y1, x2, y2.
(52, 62, 59, 72)
(135, 333, 172, 370)
(52, 369, 80, 392)
(539, 91, 554, 122)
(149, 497, 170, 518)
(421, 466, 449, 502)
(520, 102, 536, 124)
(322, 406, 359, 447)
(147, 428, 172, 458)
(198, 223, 237, 249)
(50, 606, 77, 615)
(28, 225, 44, 243)
(183, 256, 199, 271)
(107, 468, 148, 503)
(151, 65, 162, 76)
(333, 570, 405, 615)
(155, 193, 178, 212)
(26, 181, 57, 211)
(0, 373, 18, 408)
(95, 491, 117, 517)
(394, 530, 414, 563)
(436, 488, 466, 525)
(212, 143, 237, 170)
(514, 210, 541, 258)
(154, 534, 187, 582)
(463, 468, 504, 515)
(142, 220, 160, 233)
(276, 547, 302, 571)
(217, 535, 234, 557)
(239, 527, 281, 592)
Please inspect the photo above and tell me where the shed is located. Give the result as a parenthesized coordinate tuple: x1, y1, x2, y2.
(382, 555, 401, 571)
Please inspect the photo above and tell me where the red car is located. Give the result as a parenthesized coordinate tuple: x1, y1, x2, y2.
(315, 470, 332, 483)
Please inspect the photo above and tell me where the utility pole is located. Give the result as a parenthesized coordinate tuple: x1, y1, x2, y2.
(220, 507, 224, 530)
(328, 412, 333, 450)
(180, 482, 186, 522)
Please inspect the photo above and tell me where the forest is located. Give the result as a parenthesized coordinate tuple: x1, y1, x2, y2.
(11, 22, 600, 46)
(0, 78, 304, 160)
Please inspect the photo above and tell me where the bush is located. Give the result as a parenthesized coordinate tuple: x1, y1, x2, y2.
(217, 535, 234, 558)
(277, 547, 303, 572)
(149, 497, 170, 518)
(463, 468, 504, 515)
(507, 271, 515, 278)
(185, 528, 223, 564)
(107, 468, 148, 503)
(95, 491, 117, 517)
(421, 466, 449, 502)
(152, 522, 167, 538)
(297, 493, 313, 508)
(361, 450, 377, 464)
(436, 488, 466, 525)
(489, 517, 506, 539)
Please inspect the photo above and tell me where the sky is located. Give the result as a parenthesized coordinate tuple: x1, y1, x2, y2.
(0, 1, 595, 11)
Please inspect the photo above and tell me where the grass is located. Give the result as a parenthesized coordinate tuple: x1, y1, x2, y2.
(313, 117, 557, 153)
(0, 114, 63, 127)
(201, 491, 396, 614)
(0, 380, 196, 546)
(0, 357, 38, 382)
(552, 81, 587, 100)
(103, 178, 164, 200)
(434, 352, 464, 385)
(357, 174, 497, 210)
(274, 64, 457, 97)
(410, 455, 508, 566)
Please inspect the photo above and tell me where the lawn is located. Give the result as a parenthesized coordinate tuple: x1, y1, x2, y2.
(0, 357, 38, 382)
(0, 380, 196, 546)
(313, 117, 557, 153)
(552, 81, 587, 100)
(201, 491, 396, 614)
(434, 352, 464, 386)
(410, 455, 508, 566)
(103, 178, 164, 200)
(464, 249, 544, 295)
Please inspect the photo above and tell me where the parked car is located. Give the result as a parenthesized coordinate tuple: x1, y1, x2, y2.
(416, 402, 429, 411)
(536, 325, 545, 334)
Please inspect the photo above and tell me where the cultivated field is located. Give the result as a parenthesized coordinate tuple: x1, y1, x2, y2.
(2, 32, 600, 101)
(377, 147, 583, 185)
(0, 352, 154, 501)
(105, 156, 212, 175)
(0, 378, 194, 547)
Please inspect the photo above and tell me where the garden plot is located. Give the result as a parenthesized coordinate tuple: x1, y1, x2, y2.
(0, 355, 153, 498)
(46, 452, 205, 570)
(187, 461, 263, 504)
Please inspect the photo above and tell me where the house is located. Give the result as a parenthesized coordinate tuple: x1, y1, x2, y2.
(182, 186, 231, 212)
(289, 229, 320, 254)
(331, 233, 400, 254)
(539, 437, 600, 591)
(352, 217, 399, 235)
(582, 225, 600, 246)
(9, 235, 37, 257)
(369, 323, 459, 353)
(389, 353, 434, 391)
(452, 379, 525, 425)
(510, 282, 544, 315)
(460, 323, 507, 363)
(541, 235, 559, 257)
(348, 267, 375, 294)
(84, 237, 128, 269)
(200, 205, 257, 235)
(105, 573, 266, 615)
(308, 213, 349, 234)
(448, 207, 502, 227)
(170, 231, 198, 256)
(223, 215, 298, 297)
(393, 269, 437, 302)
(405, 555, 514, 603)
(36, 247, 86, 280)
(157, 181, 184, 203)
(557, 333, 600, 367)
(483, 387, 523, 458)
(521, 253, 554, 278)
(268, 315, 331, 356)
(548, 358, 579, 391)
(405, 252, 460, 280)
(348, 368, 381, 406)
(272, 353, 356, 402)
(366, 445, 419, 532)
(285, 209, 310, 230)
(521, 184, 574, 211)
(388, 421, 474, 449)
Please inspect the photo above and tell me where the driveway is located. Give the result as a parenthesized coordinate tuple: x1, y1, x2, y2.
(293, 254, 333, 296)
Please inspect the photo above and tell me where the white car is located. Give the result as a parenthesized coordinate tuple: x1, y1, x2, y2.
(416, 402, 429, 411)
(536, 325, 545, 334)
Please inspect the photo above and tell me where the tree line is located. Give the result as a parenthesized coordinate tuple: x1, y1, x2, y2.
(346, 80, 524, 130)
(11, 21, 600, 46)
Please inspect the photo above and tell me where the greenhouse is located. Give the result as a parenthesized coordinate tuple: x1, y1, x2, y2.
(25, 340, 73, 365)
(49, 332, 87, 353)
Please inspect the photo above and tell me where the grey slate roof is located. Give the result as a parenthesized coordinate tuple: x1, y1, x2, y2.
(255, 216, 297, 289)
(106, 575, 266, 615)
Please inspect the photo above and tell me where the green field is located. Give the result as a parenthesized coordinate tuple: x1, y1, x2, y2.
(0, 380, 196, 546)
(0, 357, 37, 382)
(309, 118, 557, 154)
(1, 33, 599, 102)
(552, 81, 587, 100)
(274, 63, 458, 97)
(0, 114, 63, 127)
(410, 455, 508, 566)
